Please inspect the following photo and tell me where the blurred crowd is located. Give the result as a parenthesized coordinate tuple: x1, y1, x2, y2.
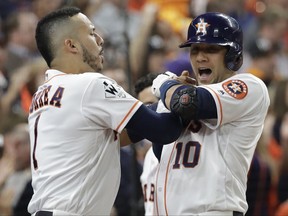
(0, 0, 287, 215)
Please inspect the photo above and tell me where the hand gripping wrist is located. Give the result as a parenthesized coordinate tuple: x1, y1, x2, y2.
(159, 79, 181, 107)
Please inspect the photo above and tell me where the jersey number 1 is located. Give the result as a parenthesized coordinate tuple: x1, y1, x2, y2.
(32, 114, 41, 170)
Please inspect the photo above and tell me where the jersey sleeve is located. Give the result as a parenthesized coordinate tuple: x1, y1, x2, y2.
(81, 75, 142, 133)
(199, 73, 270, 129)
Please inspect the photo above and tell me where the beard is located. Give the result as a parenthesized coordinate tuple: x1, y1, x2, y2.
(81, 44, 103, 72)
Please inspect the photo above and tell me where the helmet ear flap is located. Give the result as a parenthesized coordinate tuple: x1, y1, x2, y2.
(225, 44, 243, 71)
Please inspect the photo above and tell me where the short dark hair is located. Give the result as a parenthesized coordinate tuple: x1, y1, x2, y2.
(35, 7, 81, 67)
(134, 73, 158, 97)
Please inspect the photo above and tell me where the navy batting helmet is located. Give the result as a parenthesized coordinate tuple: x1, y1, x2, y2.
(179, 12, 243, 71)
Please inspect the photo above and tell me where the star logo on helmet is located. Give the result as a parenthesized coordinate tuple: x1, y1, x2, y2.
(195, 18, 210, 35)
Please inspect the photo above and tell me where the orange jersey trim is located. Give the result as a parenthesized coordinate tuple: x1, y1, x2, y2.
(155, 160, 160, 216)
(115, 100, 140, 132)
(164, 141, 177, 216)
(205, 86, 223, 126)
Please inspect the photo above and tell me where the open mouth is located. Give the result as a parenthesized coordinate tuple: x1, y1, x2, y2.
(199, 68, 212, 76)
(198, 68, 212, 83)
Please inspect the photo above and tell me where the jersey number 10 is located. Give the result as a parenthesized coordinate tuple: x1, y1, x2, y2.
(173, 141, 201, 169)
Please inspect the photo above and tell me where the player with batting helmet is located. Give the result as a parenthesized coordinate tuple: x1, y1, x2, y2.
(150, 12, 270, 216)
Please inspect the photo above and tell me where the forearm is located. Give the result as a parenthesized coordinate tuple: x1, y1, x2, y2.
(159, 81, 217, 120)
(125, 105, 183, 144)
(164, 85, 182, 110)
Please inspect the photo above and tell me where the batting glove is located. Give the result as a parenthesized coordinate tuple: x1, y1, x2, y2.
(152, 71, 176, 98)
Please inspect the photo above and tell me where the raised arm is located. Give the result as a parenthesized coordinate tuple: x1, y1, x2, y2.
(152, 72, 217, 121)
(121, 104, 183, 147)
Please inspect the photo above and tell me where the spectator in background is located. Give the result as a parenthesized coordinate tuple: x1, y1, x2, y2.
(2, 10, 39, 78)
(0, 126, 15, 194)
(31, 0, 64, 19)
(242, 4, 288, 78)
(90, 0, 142, 56)
(0, 0, 32, 21)
(245, 37, 280, 87)
(206, 0, 252, 23)
(277, 111, 288, 205)
(267, 80, 288, 169)
(62, 0, 102, 19)
(272, 80, 288, 205)
(251, 4, 287, 49)
(270, 81, 288, 216)
(129, 2, 191, 84)
(0, 58, 46, 117)
(256, 79, 288, 215)
(246, 146, 273, 216)
(83, 0, 141, 91)
(0, 123, 32, 216)
(134, 73, 158, 105)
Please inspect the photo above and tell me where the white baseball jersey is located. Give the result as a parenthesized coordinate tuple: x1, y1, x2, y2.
(28, 69, 142, 215)
(140, 147, 159, 216)
(140, 100, 168, 216)
(155, 73, 270, 215)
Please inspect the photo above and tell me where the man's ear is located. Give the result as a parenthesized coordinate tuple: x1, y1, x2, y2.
(64, 39, 78, 53)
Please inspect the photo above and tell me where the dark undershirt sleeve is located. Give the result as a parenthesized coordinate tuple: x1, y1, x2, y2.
(125, 104, 182, 144)
(196, 87, 217, 119)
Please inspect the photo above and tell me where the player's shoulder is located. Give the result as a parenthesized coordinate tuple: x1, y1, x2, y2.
(76, 72, 118, 89)
(233, 72, 265, 84)
(202, 72, 269, 106)
(223, 73, 270, 106)
(82, 72, 117, 83)
(232, 72, 268, 88)
(81, 72, 106, 80)
(224, 72, 268, 95)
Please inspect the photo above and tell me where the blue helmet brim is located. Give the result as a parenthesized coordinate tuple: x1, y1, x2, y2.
(179, 36, 233, 48)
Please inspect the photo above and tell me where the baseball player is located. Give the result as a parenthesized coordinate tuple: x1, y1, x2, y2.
(28, 7, 185, 216)
(141, 147, 158, 215)
(151, 12, 270, 216)
(134, 73, 161, 216)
